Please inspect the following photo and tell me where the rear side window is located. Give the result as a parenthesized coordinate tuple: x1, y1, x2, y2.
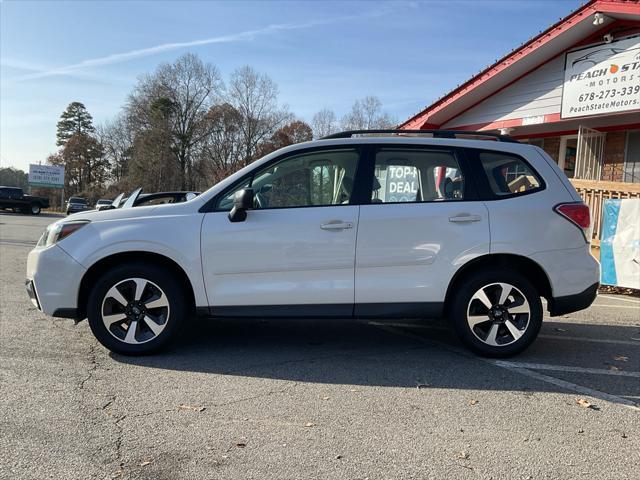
(479, 152, 542, 196)
(372, 148, 465, 203)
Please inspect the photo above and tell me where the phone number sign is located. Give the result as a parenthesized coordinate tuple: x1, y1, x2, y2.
(561, 36, 640, 119)
(28, 164, 65, 188)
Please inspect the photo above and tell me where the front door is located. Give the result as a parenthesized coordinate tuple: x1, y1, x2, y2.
(354, 146, 490, 316)
(201, 147, 361, 316)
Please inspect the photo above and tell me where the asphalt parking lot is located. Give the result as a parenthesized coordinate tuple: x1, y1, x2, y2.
(1, 212, 639, 480)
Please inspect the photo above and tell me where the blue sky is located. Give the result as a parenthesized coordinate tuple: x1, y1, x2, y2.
(1, 0, 581, 171)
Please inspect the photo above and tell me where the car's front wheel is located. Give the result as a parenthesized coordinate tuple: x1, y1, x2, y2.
(450, 269, 542, 357)
(87, 263, 187, 355)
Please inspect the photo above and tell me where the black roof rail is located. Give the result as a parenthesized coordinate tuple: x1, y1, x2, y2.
(321, 129, 520, 143)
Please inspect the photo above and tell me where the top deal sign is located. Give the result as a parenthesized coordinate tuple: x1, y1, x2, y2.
(28, 164, 65, 188)
(561, 36, 640, 119)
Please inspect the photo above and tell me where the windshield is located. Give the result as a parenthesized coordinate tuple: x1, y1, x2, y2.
(69, 197, 86, 204)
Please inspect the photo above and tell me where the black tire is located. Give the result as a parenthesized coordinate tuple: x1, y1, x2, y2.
(87, 263, 187, 355)
(30, 203, 41, 215)
(449, 268, 542, 358)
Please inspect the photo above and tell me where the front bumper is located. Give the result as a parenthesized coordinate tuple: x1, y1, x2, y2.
(26, 244, 87, 317)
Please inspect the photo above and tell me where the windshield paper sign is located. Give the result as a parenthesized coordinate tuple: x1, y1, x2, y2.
(561, 36, 640, 119)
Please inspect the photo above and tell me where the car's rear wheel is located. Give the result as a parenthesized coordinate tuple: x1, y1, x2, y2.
(30, 203, 41, 215)
(450, 269, 542, 357)
(87, 263, 187, 355)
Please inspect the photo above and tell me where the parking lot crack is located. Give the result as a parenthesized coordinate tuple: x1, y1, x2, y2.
(78, 342, 99, 391)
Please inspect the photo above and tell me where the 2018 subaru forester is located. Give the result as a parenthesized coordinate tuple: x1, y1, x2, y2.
(26, 130, 599, 357)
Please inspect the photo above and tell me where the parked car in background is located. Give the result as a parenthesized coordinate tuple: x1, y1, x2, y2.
(94, 191, 199, 212)
(26, 130, 599, 357)
(0, 186, 50, 215)
(133, 191, 199, 207)
(66, 197, 89, 216)
(95, 199, 113, 211)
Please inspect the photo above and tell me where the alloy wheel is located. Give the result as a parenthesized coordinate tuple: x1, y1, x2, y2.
(466, 282, 530, 347)
(101, 277, 170, 345)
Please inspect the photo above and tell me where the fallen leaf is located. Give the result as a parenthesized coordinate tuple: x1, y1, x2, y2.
(614, 355, 629, 362)
(235, 442, 246, 448)
(576, 398, 594, 409)
(139, 460, 152, 467)
(469, 399, 478, 406)
(416, 383, 430, 389)
(321, 396, 330, 400)
(178, 404, 205, 412)
(304, 422, 316, 428)
(335, 455, 343, 460)
(456, 451, 470, 460)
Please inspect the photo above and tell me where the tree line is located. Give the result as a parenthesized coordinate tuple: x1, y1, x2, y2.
(14, 53, 395, 205)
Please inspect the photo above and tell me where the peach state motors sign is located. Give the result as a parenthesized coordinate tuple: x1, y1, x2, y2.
(561, 36, 640, 119)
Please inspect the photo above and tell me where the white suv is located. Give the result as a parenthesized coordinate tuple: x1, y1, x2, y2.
(26, 131, 599, 357)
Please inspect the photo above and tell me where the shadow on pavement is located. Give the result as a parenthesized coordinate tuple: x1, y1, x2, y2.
(112, 317, 640, 405)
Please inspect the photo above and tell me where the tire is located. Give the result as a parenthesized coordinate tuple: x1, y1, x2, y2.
(87, 263, 187, 355)
(449, 268, 543, 358)
(30, 203, 41, 215)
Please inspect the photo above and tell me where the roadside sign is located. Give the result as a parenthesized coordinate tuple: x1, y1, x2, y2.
(28, 164, 65, 188)
(561, 36, 640, 119)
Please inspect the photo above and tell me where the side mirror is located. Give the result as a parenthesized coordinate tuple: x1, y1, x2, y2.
(228, 188, 254, 223)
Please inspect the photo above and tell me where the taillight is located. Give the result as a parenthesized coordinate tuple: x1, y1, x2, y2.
(555, 203, 590, 229)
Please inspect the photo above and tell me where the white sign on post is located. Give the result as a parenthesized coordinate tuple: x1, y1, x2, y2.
(561, 36, 640, 119)
(28, 164, 65, 188)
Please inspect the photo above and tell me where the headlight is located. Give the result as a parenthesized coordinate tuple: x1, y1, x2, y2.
(37, 220, 90, 247)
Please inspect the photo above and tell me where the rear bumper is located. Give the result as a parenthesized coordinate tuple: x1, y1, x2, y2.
(548, 282, 599, 316)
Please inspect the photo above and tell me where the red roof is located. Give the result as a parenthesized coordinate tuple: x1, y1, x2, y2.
(399, 0, 640, 130)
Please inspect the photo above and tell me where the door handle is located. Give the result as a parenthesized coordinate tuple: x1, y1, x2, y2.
(449, 214, 481, 223)
(320, 221, 354, 230)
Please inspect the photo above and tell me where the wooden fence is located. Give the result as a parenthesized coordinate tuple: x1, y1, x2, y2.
(570, 179, 640, 246)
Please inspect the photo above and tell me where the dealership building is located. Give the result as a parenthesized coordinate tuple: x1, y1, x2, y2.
(401, 0, 640, 185)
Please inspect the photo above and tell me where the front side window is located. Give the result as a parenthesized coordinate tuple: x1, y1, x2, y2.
(479, 152, 542, 196)
(215, 149, 358, 211)
(371, 148, 464, 203)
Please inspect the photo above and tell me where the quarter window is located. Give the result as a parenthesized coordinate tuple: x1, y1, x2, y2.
(371, 149, 464, 203)
(215, 149, 358, 211)
(479, 152, 542, 196)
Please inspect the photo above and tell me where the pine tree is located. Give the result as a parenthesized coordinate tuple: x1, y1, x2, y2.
(56, 102, 96, 146)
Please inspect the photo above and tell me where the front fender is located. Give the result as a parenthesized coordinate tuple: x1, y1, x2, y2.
(57, 213, 208, 306)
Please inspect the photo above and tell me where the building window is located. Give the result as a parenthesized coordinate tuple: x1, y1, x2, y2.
(623, 130, 640, 183)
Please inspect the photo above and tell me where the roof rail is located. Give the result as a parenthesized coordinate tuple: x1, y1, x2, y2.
(321, 129, 520, 143)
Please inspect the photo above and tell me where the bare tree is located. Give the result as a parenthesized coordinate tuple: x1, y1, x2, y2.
(198, 102, 245, 184)
(341, 96, 396, 130)
(96, 114, 133, 184)
(126, 53, 224, 189)
(227, 65, 291, 166)
(312, 108, 337, 138)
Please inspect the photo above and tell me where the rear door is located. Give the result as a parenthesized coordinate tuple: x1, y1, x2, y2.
(354, 145, 490, 316)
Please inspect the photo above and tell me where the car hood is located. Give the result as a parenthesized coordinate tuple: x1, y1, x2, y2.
(62, 199, 201, 223)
